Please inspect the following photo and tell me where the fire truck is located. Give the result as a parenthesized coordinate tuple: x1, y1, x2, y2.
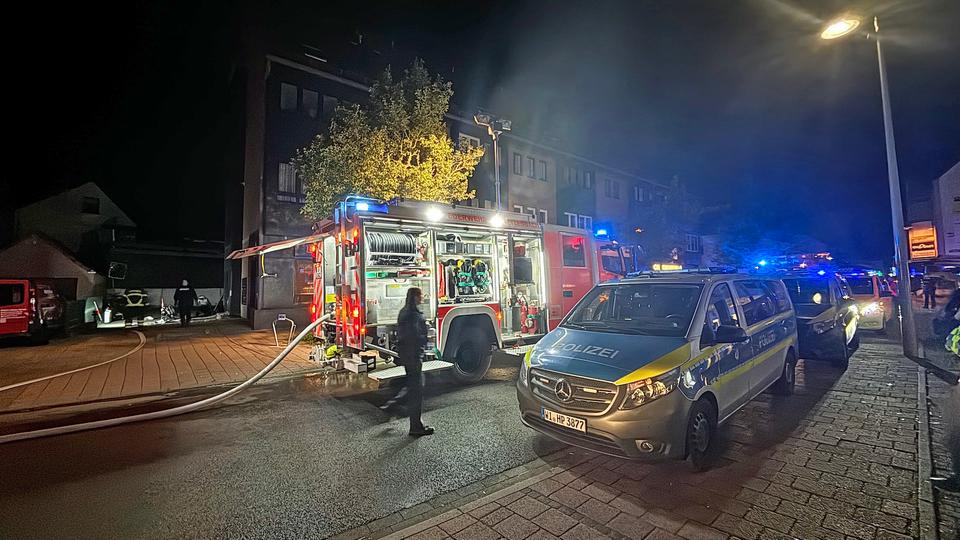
(228, 197, 633, 383)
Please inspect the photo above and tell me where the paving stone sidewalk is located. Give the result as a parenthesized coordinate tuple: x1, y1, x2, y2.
(0, 320, 321, 416)
(337, 342, 923, 540)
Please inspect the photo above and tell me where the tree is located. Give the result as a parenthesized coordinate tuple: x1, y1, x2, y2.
(295, 60, 484, 220)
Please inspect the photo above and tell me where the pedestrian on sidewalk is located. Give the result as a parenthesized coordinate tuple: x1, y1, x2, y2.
(923, 274, 939, 309)
(396, 287, 434, 437)
(932, 383, 960, 493)
(174, 279, 198, 327)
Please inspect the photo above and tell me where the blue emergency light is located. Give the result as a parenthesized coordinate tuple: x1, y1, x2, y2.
(595, 228, 608, 237)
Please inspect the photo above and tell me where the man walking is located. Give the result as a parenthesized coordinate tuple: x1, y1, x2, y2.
(923, 274, 939, 309)
(174, 279, 198, 327)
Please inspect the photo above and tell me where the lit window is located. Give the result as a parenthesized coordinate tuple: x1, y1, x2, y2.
(280, 83, 298, 112)
(279, 162, 297, 193)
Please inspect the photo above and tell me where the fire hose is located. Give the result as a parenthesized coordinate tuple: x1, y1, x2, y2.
(0, 314, 331, 445)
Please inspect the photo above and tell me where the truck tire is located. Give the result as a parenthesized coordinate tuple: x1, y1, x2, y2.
(452, 327, 492, 384)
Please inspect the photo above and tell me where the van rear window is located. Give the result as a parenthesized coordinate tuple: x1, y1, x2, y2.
(0, 284, 25, 306)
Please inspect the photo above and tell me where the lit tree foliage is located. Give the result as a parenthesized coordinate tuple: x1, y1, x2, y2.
(295, 60, 484, 220)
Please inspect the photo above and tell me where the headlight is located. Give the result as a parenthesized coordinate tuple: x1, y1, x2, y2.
(520, 349, 532, 386)
(811, 320, 835, 334)
(860, 302, 881, 316)
(619, 368, 679, 410)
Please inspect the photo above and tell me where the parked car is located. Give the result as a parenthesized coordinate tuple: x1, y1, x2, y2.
(517, 271, 798, 471)
(781, 273, 859, 368)
(842, 273, 893, 332)
(0, 279, 65, 343)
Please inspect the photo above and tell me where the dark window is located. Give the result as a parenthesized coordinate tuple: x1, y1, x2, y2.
(572, 168, 580, 186)
(845, 277, 875, 295)
(527, 156, 536, 178)
(0, 283, 25, 306)
(734, 280, 778, 326)
(634, 185, 644, 202)
(538, 160, 547, 181)
(613, 181, 620, 199)
(302, 89, 319, 118)
(561, 234, 586, 267)
(603, 178, 611, 197)
(513, 153, 522, 175)
(782, 278, 830, 305)
(704, 283, 740, 332)
(764, 280, 792, 313)
(565, 283, 702, 338)
(322, 95, 338, 120)
(80, 196, 100, 214)
(280, 83, 298, 111)
(583, 171, 594, 189)
(278, 163, 297, 193)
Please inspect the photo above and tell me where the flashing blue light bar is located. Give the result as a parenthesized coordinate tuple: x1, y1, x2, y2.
(758, 260, 768, 267)
(348, 199, 389, 214)
(355, 202, 370, 211)
(818, 270, 826, 276)
(595, 229, 609, 237)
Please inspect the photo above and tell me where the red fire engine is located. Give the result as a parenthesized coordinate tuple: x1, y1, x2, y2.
(229, 197, 631, 383)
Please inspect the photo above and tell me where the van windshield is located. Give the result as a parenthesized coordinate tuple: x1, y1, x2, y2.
(782, 278, 831, 306)
(563, 283, 702, 337)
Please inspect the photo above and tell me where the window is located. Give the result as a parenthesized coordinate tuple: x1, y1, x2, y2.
(280, 83, 298, 111)
(513, 153, 522, 175)
(527, 156, 536, 178)
(603, 178, 612, 197)
(513, 204, 525, 215)
(562, 234, 586, 267)
(322, 95, 338, 119)
(578, 215, 592, 230)
(539, 209, 548, 224)
(572, 168, 580, 186)
(295, 260, 314, 304)
(764, 280, 792, 313)
(459, 133, 481, 149)
(565, 212, 577, 227)
(783, 278, 831, 306)
(538, 160, 547, 181)
(80, 196, 100, 214)
(845, 277, 875, 295)
(735, 280, 778, 326)
(613, 181, 620, 199)
(634, 185, 644, 202)
(278, 162, 297, 193)
(583, 171, 594, 190)
(704, 283, 740, 333)
(685, 234, 701, 253)
(565, 283, 702, 338)
(302, 89, 319, 118)
(0, 283, 25, 306)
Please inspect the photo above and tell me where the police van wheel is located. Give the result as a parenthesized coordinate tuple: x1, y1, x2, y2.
(686, 399, 717, 472)
(452, 329, 492, 384)
(772, 351, 796, 395)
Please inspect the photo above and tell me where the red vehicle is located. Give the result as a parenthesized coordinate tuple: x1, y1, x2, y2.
(0, 279, 65, 343)
(229, 198, 624, 383)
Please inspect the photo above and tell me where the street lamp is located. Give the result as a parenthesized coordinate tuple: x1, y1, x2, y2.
(474, 111, 511, 211)
(820, 14, 919, 357)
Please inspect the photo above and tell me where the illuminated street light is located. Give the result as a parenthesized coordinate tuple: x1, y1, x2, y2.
(474, 110, 511, 211)
(819, 13, 919, 357)
(820, 15, 861, 40)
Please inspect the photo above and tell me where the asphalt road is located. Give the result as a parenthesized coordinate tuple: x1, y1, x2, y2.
(0, 358, 563, 540)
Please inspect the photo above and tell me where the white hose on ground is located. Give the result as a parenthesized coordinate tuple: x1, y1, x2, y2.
(0, 314, 330, 445)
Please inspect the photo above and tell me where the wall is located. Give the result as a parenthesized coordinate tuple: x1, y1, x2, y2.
(0, 236, 106, 299)
(933, 162, 960, 259)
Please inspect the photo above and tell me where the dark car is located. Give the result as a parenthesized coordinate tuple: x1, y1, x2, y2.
(781, 274, 860, 368)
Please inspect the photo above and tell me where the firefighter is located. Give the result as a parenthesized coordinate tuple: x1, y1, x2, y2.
(396, 287, 433, 437)
(174, 279, 198, 327)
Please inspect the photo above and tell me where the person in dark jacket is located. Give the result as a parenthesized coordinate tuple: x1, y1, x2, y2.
(923, 274, 939, 309)
(395, 287, 433, 437)
(174, 279, 198, 327)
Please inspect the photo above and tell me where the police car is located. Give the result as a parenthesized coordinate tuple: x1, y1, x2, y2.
(781, 273, 859, 368)
(517, 271, 798, 470)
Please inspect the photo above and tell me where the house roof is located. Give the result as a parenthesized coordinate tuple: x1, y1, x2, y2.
(16, 182, 136, 227)
(0, 233, 98, 274)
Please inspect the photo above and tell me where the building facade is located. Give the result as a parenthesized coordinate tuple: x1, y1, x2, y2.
(229, 47, 684, 328)
(933, 161, 960, 260)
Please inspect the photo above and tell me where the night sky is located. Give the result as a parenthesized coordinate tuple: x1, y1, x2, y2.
(4, 0, 958, 262)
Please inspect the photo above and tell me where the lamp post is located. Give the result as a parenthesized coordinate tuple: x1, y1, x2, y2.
(820, 14, 919, 357)
(474, 111, 511, 211)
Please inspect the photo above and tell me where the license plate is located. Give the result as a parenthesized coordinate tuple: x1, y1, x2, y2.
(541, 407, 586, 433)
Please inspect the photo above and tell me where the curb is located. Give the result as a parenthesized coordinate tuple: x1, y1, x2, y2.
(327, 449, 578, 540)
(918, 365, 939, 540)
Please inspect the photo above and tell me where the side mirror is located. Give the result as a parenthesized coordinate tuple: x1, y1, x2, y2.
(714, 325, 750, 343)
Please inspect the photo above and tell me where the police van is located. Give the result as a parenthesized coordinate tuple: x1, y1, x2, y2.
(517, 271, 798, 470)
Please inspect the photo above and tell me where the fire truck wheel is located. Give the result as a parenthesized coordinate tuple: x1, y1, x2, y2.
(452, 328, 492, 384)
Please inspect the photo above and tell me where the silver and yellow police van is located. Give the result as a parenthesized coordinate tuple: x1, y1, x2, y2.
(517, 271, 798, 470)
